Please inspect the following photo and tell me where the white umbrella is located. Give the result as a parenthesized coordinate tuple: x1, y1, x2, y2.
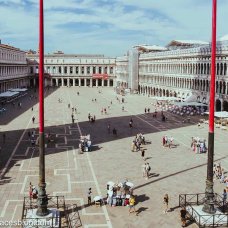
(126, 182, 134, 187)
(107, 190, 113, 197)
(118, 183, 123, 188)
(93, 196, 102, 201)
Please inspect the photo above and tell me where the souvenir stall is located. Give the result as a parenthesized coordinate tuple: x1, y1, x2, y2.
(78, 134, 92, 153)
(106, 180, 134, 207)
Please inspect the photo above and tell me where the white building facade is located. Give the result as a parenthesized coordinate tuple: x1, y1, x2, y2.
(0, 43, 31, 93)
(116, 41, 228, 111)
(27, 54, 116, 88)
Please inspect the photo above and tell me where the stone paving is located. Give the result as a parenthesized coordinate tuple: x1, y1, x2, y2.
(0, 87, 228, 228)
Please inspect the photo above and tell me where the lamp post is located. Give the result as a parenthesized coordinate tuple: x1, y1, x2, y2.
(36, 0, 49, 216)
(202, 0, 217, 214)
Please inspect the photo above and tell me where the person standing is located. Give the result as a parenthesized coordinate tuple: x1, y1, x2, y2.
(145, 163, 151, 179)
(129, 120, 133, 128)
(32, 116, 35, 124)
(163, 194, 169, 213)
(141, 163, 146, 178)
(107, 123, 111, 134)
(28, 131, 31, 139)
(141, 149, 145, 161)
(129, 195, 137, 215)
(180, 207, 187, 227)
(88, 188, 92, 205)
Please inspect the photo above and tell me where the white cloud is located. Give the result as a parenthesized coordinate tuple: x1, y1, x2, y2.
(0, 0, 228, 56)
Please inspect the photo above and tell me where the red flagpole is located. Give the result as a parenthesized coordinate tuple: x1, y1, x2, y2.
(202, 0, 216, 214)
(39, 0, 44, 133)
(37, 0, 48, 216)
(209, 0, 217, 133)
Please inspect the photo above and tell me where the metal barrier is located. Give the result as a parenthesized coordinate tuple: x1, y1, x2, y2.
(65, 204, 82, 228)
(179, 193, 228, 227)
(21, 196, 70, 228)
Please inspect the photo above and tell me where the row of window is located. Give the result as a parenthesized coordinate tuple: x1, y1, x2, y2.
(0, 66, 29, 76)
(33, 66, 114, 75)
(139, 77, 228, 95)
(0, 50, 25, 62)
(44, 59, 114, 64)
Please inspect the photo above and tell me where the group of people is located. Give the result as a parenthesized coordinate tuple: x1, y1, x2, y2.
(88, 113, 96, 123)
(28, 129, 36, 147)
(79, 135, 92, 153)
(131, 133, 146, 152)
(191, 137, 207, 153)
(87, 180, 137, 215)
(29, 182, 38, 200)
(162, 135, 174, 148)
(142, 163, 151, 179)
(144, 108, 151, 113)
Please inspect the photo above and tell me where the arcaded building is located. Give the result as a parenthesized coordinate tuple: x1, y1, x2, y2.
(27, 52, 116, 88)
(116, 40, 228, 111)
(0, 42, 31, 93)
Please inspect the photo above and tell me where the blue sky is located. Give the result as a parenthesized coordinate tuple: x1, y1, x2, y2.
(0, 0, 228, 56)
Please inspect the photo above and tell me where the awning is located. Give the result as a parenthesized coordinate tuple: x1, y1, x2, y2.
(152, 96, 181, 101)
(204, 111, 228, 118)
(92, 74, 108, 79)
(0, 91, 19, 97)
(173, 102, 207, 107)
(184, 95, 197, 102)
(9, 88, 28, 92)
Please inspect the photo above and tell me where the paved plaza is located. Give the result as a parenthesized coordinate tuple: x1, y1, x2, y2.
(0, 87, 228, 228)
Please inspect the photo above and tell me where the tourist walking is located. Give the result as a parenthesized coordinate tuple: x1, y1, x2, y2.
(180, 207, 187, 227)
(145, 163, 151, 179)
(129, 120, 133, 128)
(142, 163, 146, 177)
(141, 149, 145, 161)
(107, 123, 111, 133)
(88, 188, 92, 205)
(28, 131, 31, 139)
(112, 128, 117, 136)
(163, 194, 169, 213)
(32, 116, 35, 124)
(129, 195, 137, 215)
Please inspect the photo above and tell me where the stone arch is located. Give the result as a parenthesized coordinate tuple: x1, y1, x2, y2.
(52, 79, 56, 86)
(217, 63, 219, 75)
(222, 81, 226, 94)
(58, 79, 61, 86)
(220, 63, 223, 76)
(216, 99, 221, 111)
(206, 80, 209, 92)
(202, 97, 207, 104)
(223, 100, 228, 111)
(155, 88, 159, 96)
(197, 96, 200, 102)
(163, 89, 165, 96)
(219, 81, 222, 94)
(69, 79, 73, 86)
(75, 79, 79, 86)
